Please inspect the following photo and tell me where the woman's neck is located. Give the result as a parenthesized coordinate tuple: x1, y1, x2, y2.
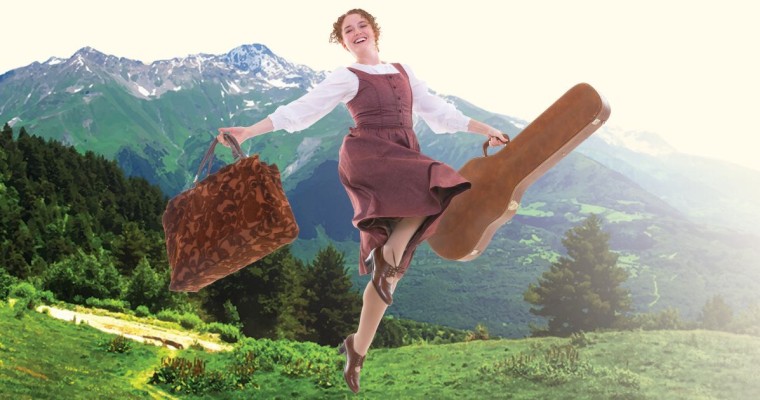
(354, 52, 381, 66)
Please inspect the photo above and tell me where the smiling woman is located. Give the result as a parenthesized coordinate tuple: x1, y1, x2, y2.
(330, 8, 382, 53)
(214, 7, 510, 394)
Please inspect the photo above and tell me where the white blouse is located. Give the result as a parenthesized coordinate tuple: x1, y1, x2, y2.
(268, 63, 471, 134)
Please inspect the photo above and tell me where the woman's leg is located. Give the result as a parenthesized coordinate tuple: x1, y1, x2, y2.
(351, 280, 389, 361)
(382, 215, 426, 270)
(352, 215, 426, 357)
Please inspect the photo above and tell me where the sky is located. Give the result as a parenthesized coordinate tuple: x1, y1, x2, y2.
(3, 0, 759, 171)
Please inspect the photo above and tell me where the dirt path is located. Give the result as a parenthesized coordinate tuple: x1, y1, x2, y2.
(36, 305, 233, 352)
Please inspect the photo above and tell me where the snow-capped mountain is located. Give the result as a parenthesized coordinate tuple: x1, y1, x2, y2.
(2, 44, 324, 105)
(0, 44, 331, 194)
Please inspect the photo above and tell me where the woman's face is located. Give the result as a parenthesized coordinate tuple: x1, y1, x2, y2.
(341, 13, 377, 55)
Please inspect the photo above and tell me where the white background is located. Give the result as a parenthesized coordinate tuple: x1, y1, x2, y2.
(4, 0, 758, 171)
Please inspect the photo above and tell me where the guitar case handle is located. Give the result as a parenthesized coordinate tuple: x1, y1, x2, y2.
(482, 135, 510, 157)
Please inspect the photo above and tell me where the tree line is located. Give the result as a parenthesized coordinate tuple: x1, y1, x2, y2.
(0, 124, 363, 346)
(3, 123, 754, 345)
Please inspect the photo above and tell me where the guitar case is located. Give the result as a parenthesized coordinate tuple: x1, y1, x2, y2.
(427, 83, 611, 260)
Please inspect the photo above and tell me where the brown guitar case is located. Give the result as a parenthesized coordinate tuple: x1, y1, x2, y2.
(427, 83, 611, 261)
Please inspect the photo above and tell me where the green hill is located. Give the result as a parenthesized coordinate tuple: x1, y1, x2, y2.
(3, 46, 760, 341)
(2, 300, 760, 399)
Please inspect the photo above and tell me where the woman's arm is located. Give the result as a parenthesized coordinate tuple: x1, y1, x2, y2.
(403, 63, 508, 147)
(217, 67, 357, 148)
(467, 119, 510, 147)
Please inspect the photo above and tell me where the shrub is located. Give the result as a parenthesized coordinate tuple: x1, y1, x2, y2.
(13, 298, 34, 318)
(125, 258, 167, 313)
(42, 250, 123, 302)
(618, 308, 689, 330)
(611, 367, 641, 389)
(149, 356, 257, 394)
(38, 290, 56, 305)
(373, 316, 469, 348)
(156, 309, 182, 324)
(135, 305, 151, 318)
(233, 337, 341, 388)
(481, 343, 594, 385)
(9, 282, 40, 317)
(9, 282, 37, 299)
(0, 270, 18, 300)
(102, 335, 132, 353)
(466, 323, 490, 342)
(480, 341, 641, 391)
(85, 297, 131, 313)
(223, 299, 242, 328)
(179, 313, 203, 330)
(202, 322, 242, 343)
(570, 331, 593, 347)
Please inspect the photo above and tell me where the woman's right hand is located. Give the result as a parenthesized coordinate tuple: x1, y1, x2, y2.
(216, 126, 250, 148)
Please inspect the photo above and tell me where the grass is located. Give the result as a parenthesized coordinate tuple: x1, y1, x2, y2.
(517, 202, 555, 217)
(2, 300, 760, 399)
(0, 301, 169, 399)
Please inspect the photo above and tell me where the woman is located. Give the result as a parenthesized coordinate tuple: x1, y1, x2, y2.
(218, 8, 508, 393)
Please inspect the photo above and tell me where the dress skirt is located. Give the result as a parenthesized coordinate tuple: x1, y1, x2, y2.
(338, 125, 471, 276)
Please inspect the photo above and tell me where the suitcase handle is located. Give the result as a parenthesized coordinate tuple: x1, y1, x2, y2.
(481, 135, 510, 157)
(193, 133, 247, 185)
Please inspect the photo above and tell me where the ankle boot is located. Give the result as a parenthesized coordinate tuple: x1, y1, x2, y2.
(364, 246, 401, 306)
(338, 334, 366, 393)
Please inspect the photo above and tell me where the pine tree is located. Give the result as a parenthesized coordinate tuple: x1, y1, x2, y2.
(203, 246, 309, 340)
(1, 123, 12, 143)
(524, 214, 631, 336)
(0, 157, 29, 277)
(302, 244, 362, 346)
(68, 212, 97, 253)
(700, 294, 733, 330)
(0, 182, 34, 278)
(112, 221, 151, 274)
(125, 257, 167, 312)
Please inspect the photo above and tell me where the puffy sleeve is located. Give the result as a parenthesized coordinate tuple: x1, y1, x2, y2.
(402, 63, 470, 134)
(268, 67, 358, 133)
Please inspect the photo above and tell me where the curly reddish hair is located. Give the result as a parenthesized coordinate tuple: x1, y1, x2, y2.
(329, 9, 381, 50)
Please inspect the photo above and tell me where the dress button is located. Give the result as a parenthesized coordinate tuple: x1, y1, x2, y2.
(397, 96, 401, 100)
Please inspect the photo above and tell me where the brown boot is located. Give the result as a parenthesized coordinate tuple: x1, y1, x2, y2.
(338, 334, 366, 393)
(364, 246, 401, 306)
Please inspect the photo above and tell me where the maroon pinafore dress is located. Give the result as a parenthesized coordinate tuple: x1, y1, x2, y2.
(338, 63, 471, 276)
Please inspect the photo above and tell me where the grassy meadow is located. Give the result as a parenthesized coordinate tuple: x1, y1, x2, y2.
(2, 300, 760, 399)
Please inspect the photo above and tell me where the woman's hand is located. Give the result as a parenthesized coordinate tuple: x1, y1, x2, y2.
(467, 119, 510, 147)
(216, 126, 250, 148)
(487, 130, 510, 147)
(216, 118, 274, 148)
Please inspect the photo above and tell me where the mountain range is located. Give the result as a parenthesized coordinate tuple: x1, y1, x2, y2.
(2, 44, 758, 337)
